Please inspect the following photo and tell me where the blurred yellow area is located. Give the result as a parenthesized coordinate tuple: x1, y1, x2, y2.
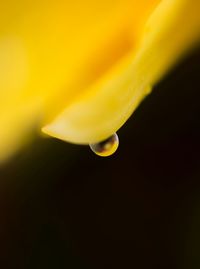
(0, 0, 200, 162)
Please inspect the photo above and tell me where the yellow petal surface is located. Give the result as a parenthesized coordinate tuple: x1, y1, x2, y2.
(0, 0, 200, 162)
(0, 0, 159, 161)
(43, 0, 200, 144)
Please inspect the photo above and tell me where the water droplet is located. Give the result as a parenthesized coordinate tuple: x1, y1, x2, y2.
(89, 133, 119, 157)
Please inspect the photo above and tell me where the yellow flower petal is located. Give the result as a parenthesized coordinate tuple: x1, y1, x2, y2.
(0, 0, 159, 161)
(0, 0, 200, 162)
(42, 0, 200, 144)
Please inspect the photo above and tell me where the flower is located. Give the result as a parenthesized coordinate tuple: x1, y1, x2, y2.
(0, 0, 200, 162)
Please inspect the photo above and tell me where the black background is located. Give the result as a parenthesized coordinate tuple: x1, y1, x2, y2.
(0, 46, 200, 269)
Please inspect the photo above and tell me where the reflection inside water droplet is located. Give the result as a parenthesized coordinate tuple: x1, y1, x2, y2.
(89, 133, 119, 157)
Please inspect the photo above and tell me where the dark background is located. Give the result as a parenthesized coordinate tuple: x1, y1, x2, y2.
(0, 46, 200, 269)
